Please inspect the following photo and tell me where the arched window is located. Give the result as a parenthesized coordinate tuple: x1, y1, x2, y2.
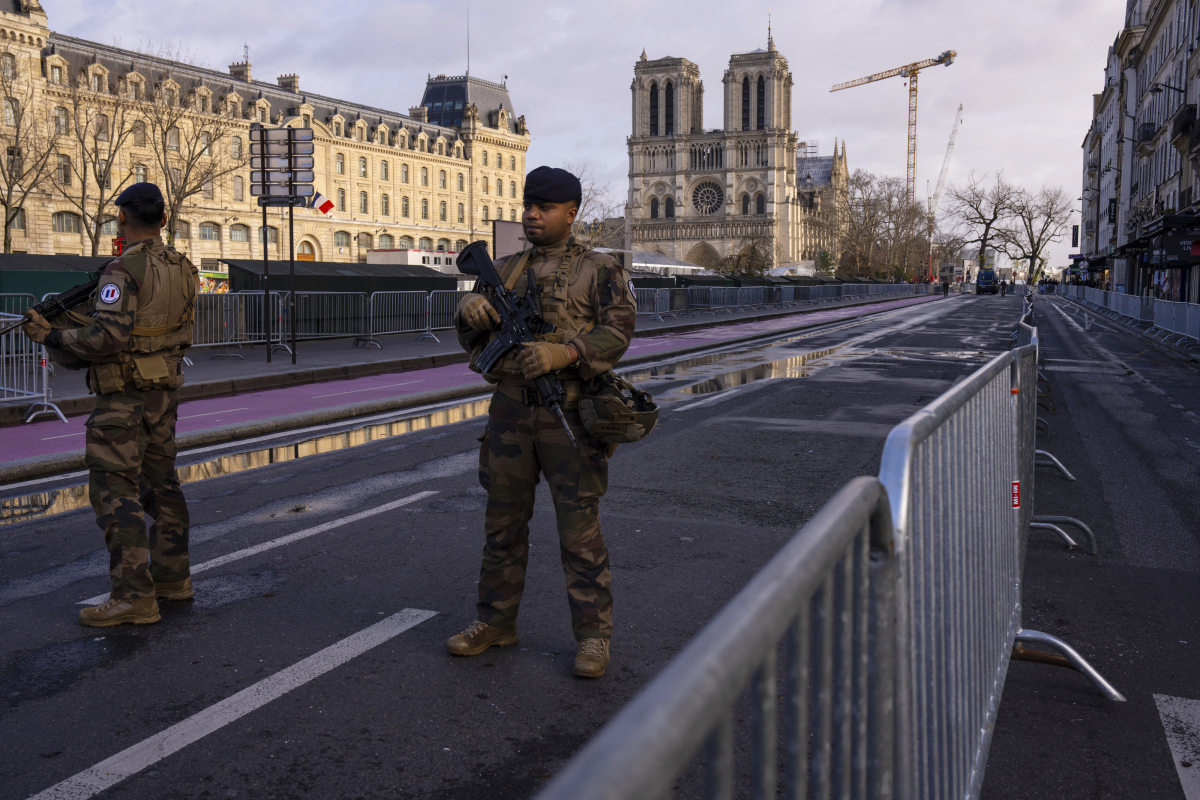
(457, 173, 464, 191)
(133, 120, 146, 147)
(166, 127, 179, 151)
(3, 97, 16, 127)
(650, 198, 659, 219)
(401, 164, 409, 183)
(482, 150, 488, 166)
(482, 177, 489, 195)
(359, 191, 368, 214)
(379, 233, 394, 249)
(92, 73, 103, 93)
(257, 225, 275, 244)
(458, 203, 465, 223)
(741, 76, 750, 130)
(419, 237, 433, 250)
(756, 193, 765, 214)
(1, 54, 14, 81)
(97, 216, 117, 235)
(199, 222, 219, 240)
(336, 188, 346, 212)
(336, 153, 345, 174)
(420, 167, 428, 186)
(381, 160, 389, 181)
(664, 82, 674, 135)
(665, 196, 675, 218)
(510, 156, 516, 170)
(402, 196, 410, 217)
(230, 225, 249, 242)
(510, 181, 516, 198)
(437, 238, 450, 251)
(199, 131, 210, 156)
(54, 106, 68, 135)
(510, 208, 517, 221)
(298, 241, 316, 260)
(439, 170, 446, 188)
(230, 135, 241, 159)
(399, 236, 414, 250)
(381, 194, 390, 216)
(96, 114, 109, 141)
(650, 83, 659, 137)
(52, 211, 80, 233)
(334, 231, 351, 247)
(496, 178, 502, 195)
(421, 198, 428, 219)
(136, 164, 147, 184)
(358, 157, 367, 177)
(742, 194, 750, 215)
(757, 75, 765, 130)
(455, 239, 468, 251)
(482, 206, 489, 222)
(56, 154, 71, 186)
(439, 200, 447, 221)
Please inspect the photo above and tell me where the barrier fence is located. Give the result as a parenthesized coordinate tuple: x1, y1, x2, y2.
(534, 296, 1122, 800)
(0, 311, 66, 423)
(1054, 285, 1198, 346)
(0, 293, 35, 316)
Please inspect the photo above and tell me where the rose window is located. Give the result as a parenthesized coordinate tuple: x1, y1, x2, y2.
(691, 181, 724, 215)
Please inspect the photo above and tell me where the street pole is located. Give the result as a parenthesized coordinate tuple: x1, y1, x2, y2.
(289, 203, 296, 365)
(262, 201, 271, 363)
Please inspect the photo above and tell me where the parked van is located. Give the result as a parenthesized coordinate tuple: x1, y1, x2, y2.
(977, 269, 999, 295)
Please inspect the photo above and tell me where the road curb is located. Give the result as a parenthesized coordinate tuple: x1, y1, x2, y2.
(0, 293, 942, 486)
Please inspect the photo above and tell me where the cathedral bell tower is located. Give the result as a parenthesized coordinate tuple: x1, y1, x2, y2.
(631, 51, 703, 137)
(722, 36, 791, 133)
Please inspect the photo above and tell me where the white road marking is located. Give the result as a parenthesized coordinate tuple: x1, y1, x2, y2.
(312, 380, 425, 399)
(38, 432, 85, 441)
(1155, 694, 1200, 799)
(179, 407, 250, 420)
(26, 608, 437, 800)
(77, 490, 437, 605)
(675, 386, 751, 412)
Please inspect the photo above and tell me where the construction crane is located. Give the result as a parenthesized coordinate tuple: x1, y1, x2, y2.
(830, 50, 956, 204)
(927, 104, 964, 281)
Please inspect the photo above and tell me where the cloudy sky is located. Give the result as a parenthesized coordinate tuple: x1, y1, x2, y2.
(47, 0, 1126, 267)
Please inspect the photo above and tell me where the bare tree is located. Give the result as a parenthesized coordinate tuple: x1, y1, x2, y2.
(0, 44, 60, 253)
(713, 229, 776, 275)
(50, 58, 145, 256)
(137, 43, 245, 246)
(836, 170, 929, 279)
(998, 186, 1073, 284)
(564, 160, 624, 249)
(946, 171, 1019, 269)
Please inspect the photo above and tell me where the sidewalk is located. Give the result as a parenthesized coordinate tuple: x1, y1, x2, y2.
(0, 293, 943, 482)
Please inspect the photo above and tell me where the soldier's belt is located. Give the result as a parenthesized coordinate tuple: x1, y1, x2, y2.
(496, 379, 583, 410)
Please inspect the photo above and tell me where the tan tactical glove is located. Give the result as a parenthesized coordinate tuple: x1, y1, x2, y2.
(520, 342, 575, 379)
(458, 293, 500, 332)
(22, 309, 51, 344)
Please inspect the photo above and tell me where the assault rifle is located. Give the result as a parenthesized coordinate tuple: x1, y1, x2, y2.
(0, 273, 99, 337)
(457, 240, 578, 447)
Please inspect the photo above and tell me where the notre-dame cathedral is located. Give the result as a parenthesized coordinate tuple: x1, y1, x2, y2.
(626, 37, 848, 271)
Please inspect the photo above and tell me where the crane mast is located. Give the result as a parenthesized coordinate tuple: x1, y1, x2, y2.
(928, 104, 964, 280)
(831, 50, 956, 205)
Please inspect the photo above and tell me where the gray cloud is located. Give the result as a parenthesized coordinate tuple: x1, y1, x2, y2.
(45, 0, 1122, 268)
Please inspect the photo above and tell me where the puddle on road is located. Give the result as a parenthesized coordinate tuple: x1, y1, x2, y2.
(0, 398, 492, 528)
(678, 349, 837, 394)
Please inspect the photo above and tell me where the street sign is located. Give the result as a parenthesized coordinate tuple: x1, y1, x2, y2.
(251, 140, 315, 156)
(251, 183, 314, 197)
(1072, 225, 1079, 247)
(257, 196, 310, 207)
(251, 170, 315, 184)
(252, 127, 313, 141)
(251, 155, 314, 170)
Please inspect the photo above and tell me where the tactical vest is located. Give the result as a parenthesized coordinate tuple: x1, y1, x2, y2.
(90, 242, 198, 393)
(489, 242, 590, 378)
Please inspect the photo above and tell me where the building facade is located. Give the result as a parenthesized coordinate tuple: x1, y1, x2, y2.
(0, 2, 529, 277)
(1080, 0, 1200, 301)
(625, 37, 848, 271)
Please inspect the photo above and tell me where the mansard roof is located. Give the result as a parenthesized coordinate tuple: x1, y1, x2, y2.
(45, 33, 479, 143)
(420, 74, 519, 132)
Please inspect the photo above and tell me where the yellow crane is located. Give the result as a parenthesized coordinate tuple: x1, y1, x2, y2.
(831, 50, 957, 204)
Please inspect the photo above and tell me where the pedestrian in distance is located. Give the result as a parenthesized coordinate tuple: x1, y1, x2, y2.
(941, 278, 950, 298)
(22, 183, 199, 627)
(1000, 279, 1008, 297)
(447, 166, 637, 678)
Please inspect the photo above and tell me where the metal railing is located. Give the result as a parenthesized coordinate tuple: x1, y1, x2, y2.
(1057, 285, 1197, 347)
(0, 311, 66, 423)
(535, 298, 1122, 800)
(356, 291, 429, 348)
(0, 293, 35, 316)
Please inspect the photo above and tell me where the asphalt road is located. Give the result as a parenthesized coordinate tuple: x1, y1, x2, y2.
(5, 292, 1179, 800)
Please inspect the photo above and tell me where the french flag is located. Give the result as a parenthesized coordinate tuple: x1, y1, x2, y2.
(312, 191, 334, 215)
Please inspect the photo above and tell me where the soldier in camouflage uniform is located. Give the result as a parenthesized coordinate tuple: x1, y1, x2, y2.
(446, 166, 637, 678)
(23, 183, 198, 627)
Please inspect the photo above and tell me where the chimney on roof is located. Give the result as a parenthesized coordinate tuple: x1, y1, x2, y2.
(278, 73, 299, 93)
(229, 60, 251, 82)
(409, 105, 428, 123)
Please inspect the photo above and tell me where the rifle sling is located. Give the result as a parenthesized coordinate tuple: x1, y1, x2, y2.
(498, 248, 533, 292)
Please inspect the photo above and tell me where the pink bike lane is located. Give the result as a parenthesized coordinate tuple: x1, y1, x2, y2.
(1, 294, 939, 466)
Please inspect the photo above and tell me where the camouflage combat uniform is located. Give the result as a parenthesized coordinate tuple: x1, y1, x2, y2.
(456, 236, 636, 641)
(56, 236, 199, 600)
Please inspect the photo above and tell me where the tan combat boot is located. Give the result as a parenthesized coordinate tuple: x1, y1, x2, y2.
(574, 638, 610, 678)
(446, 620, 519, 656)
(154, 577, 194, 601)
(79, 596, 161, 627)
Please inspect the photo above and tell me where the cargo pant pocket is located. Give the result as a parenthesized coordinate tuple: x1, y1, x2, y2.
(576, 439, 609, 499)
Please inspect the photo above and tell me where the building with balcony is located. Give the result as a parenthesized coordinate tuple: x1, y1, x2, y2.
(625, 38, 848, 270)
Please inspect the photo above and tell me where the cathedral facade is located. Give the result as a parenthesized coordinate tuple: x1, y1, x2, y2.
(626, 38, 848, 271)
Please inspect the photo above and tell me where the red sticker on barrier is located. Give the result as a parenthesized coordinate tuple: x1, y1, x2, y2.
(1011, 481, 1020, 508)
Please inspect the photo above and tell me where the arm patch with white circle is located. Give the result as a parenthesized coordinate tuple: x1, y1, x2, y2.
(99, 283, 121, 305)
(628, 280, 635, 296)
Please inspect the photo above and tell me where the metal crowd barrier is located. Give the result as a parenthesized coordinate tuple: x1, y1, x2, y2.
(355, 291, 429, 348)
(0, 311, 66, 423)
(415, 289, 473, 344)
(0, 293, 35, 316)
(535, 299, 1122, 800)
(1060, 286, 1198, 348)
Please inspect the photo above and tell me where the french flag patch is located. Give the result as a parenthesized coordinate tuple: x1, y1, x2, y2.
(312, 192, 334, 215)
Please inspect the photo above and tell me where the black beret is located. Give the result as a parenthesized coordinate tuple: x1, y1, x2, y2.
(114, 182, 164, 206)
(523, 166, 582, 204)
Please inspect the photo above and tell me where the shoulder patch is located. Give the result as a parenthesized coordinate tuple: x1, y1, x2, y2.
(99, 283, 121, 305)
(628, 280, 636, 296)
